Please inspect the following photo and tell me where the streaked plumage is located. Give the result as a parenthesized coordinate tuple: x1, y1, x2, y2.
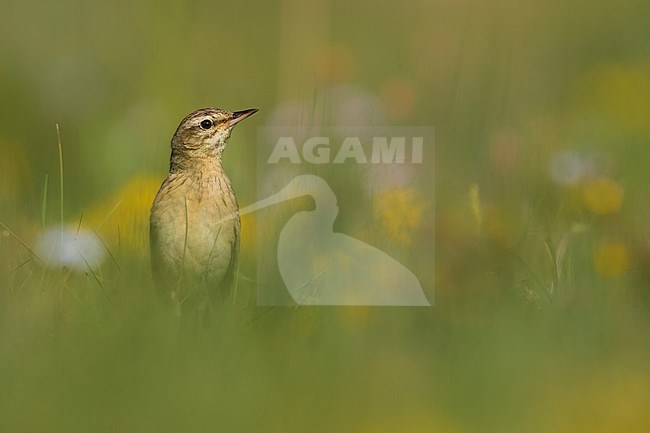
(150, 107, 257, 310)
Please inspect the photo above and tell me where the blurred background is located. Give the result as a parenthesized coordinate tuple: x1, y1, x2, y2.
(1, 0, 649, 431)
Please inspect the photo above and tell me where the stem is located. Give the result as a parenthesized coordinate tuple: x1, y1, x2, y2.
(56, 124, 64, 228)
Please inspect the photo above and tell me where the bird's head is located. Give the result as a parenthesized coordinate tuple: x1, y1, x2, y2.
(170, 107, 258, 167)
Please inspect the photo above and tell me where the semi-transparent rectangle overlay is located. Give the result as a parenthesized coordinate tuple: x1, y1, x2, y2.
(240, 126, 434, 306)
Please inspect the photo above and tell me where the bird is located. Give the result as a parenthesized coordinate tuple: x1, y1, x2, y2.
(150, 107, 258, 313)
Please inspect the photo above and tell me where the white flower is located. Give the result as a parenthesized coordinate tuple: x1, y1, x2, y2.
(35, 226, 106, 272)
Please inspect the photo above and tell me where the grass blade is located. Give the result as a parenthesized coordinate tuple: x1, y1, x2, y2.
(56, 123, 64, 228)
(41, 172, 49, 230)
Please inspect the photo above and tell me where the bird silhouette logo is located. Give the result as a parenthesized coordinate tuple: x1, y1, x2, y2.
(238, 175, 430, 306)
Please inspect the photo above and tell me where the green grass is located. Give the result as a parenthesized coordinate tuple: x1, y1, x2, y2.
(0, 182, 648, 432)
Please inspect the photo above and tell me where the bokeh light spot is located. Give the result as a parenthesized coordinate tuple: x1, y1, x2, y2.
(582, 178, 623, 215)
(594, 241, 629, 278)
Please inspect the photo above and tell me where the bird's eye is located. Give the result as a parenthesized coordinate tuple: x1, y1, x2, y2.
(200, 119, 213, 130)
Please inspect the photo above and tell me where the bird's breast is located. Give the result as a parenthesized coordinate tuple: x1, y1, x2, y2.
(150, 170, 240, 283)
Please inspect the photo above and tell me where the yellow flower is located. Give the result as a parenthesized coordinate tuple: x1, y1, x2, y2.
(239, 212, 256, 253)
(84, 175, 162, 254)
(373, 187, 429, 246)
(594, 241, 629, 278)
(575, 63, 650, 134)
(582, 178, 623, 215)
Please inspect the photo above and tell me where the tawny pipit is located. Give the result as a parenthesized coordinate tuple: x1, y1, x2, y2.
(150, 107, 258, 306)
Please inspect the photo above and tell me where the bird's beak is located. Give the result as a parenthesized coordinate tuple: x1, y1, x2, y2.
(227, 108, 259, 127)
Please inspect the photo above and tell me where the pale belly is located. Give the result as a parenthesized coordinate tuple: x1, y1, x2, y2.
(150, 172, 240, 288)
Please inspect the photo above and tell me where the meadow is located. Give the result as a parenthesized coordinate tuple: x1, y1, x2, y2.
(1, 0, 649, 431)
